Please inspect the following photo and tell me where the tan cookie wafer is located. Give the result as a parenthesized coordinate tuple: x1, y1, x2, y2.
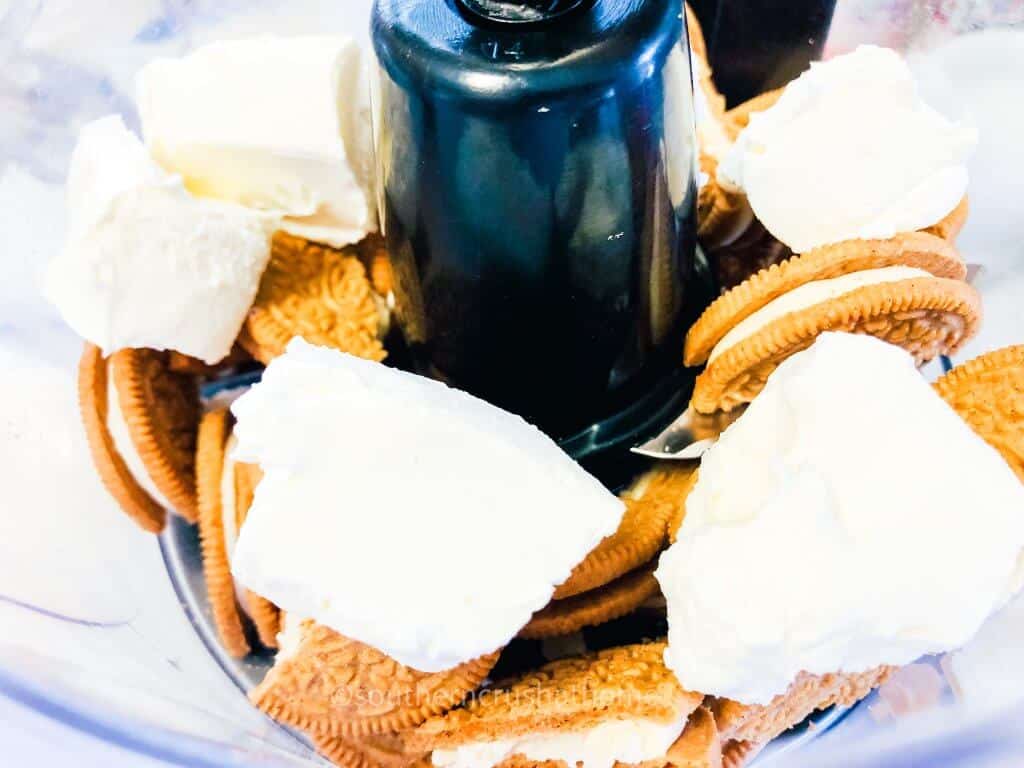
(359, 234, 395, 298)
(519, 565, 661, 640)
(312, 732, 425, 768)
(110, 347, 200, 520)
(691, 277, 982, 414)
(685, 232, 967, 366)
(721, 740, 763, 768)
(232, 460, 281, 648)
(924, 196, 970, 243)
(553, 468, 681, 599)
(196, 408, 251, 658)
(239, 232, 386, 365)
(710, 666, 894, 747)
(661, 467, 699, 545)
(252, 621, 499, 738)
(409, 642, 703, 753)
(78, 344, 167, 533)
(685, 4, 708, 64)
(934, 344, 1024, 482)
(697, 156, 753, 249)
(724, 88, 784, 142)
(665, 706, 722, 768)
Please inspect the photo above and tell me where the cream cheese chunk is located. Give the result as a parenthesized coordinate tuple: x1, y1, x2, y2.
(45, 115, 276, 364)
(656, 333, 1024, 705)
(230, 339, 624, 672)
(432, 714, 689, 768)
(137, 36, 376, 248)
(718, 46, 976, 253)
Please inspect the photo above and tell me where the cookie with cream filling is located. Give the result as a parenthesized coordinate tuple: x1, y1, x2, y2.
(684, 233, 979, 413)
(78, 344, 200, 531)
(195, 407, 280, 657)
(251, 617, 499, 738)
(934, 344, 1024, 482)
(408, 642, 704, 768)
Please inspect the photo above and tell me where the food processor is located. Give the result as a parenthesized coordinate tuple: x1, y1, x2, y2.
(372, 0, 706, 479)
(2, 0, 1024, 766)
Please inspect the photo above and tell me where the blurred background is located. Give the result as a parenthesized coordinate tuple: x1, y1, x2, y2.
(1, 0, 1022, 765)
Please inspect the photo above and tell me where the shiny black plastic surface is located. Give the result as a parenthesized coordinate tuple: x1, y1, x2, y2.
(372, 0, 706, 451)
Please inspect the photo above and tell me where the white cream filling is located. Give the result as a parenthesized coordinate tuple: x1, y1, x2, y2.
(432, 714, 688, 768)
(105, 360, 173, 510)
(708, 266, 931, 363)
(274, 612, 307, 663)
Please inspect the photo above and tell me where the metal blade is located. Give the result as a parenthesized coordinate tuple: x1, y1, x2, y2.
(631, 406, 745, 460)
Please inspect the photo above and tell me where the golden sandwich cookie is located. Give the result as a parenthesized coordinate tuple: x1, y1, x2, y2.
(709, 666, 894, 757)
(553, 464, 688, 600)
(684, 235, 980, 414)
(524, 463, 704, 639)
(627, 463, 700, 549)
(79, 344, 200, 532)
(239, 232, 387, 365)
(685, 232, 967, 366)
(669, 706, 722, 768)
(697, 89, 783, 251)
(408, 642, 704, 765)
(924, 196, 970, 243)
(359, 234, 396, 299)
(195, 408, 280, 658)
(721, 740, 762, 768)
(251, 619, 499, 738)
(663, 469, 700, 545)
(233, 460, 281, 649)
(703, 196, 968, 291)
(934, 344, 1024, 482)
(312, 731, 425, 768)
(519, 565, 660, 640)
(697, 155, 752, 251)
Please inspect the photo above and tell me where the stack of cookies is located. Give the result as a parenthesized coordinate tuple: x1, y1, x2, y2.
(45, 15, 1024, 768)
(689, 44, 982, 413)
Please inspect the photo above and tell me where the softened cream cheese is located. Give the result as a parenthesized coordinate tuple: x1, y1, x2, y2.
(718, 46, 976, 253)
(45, 115, 276, 364)
(657, 333, 1024, 705)
(230, 339, 624, 672)
(137, 36, 376, 248)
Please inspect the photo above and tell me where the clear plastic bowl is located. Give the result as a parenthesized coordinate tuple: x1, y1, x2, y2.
(1, 1, 1023, 765)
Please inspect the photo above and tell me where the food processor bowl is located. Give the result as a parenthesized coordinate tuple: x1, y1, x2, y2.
(1, 0, 1023, 765)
